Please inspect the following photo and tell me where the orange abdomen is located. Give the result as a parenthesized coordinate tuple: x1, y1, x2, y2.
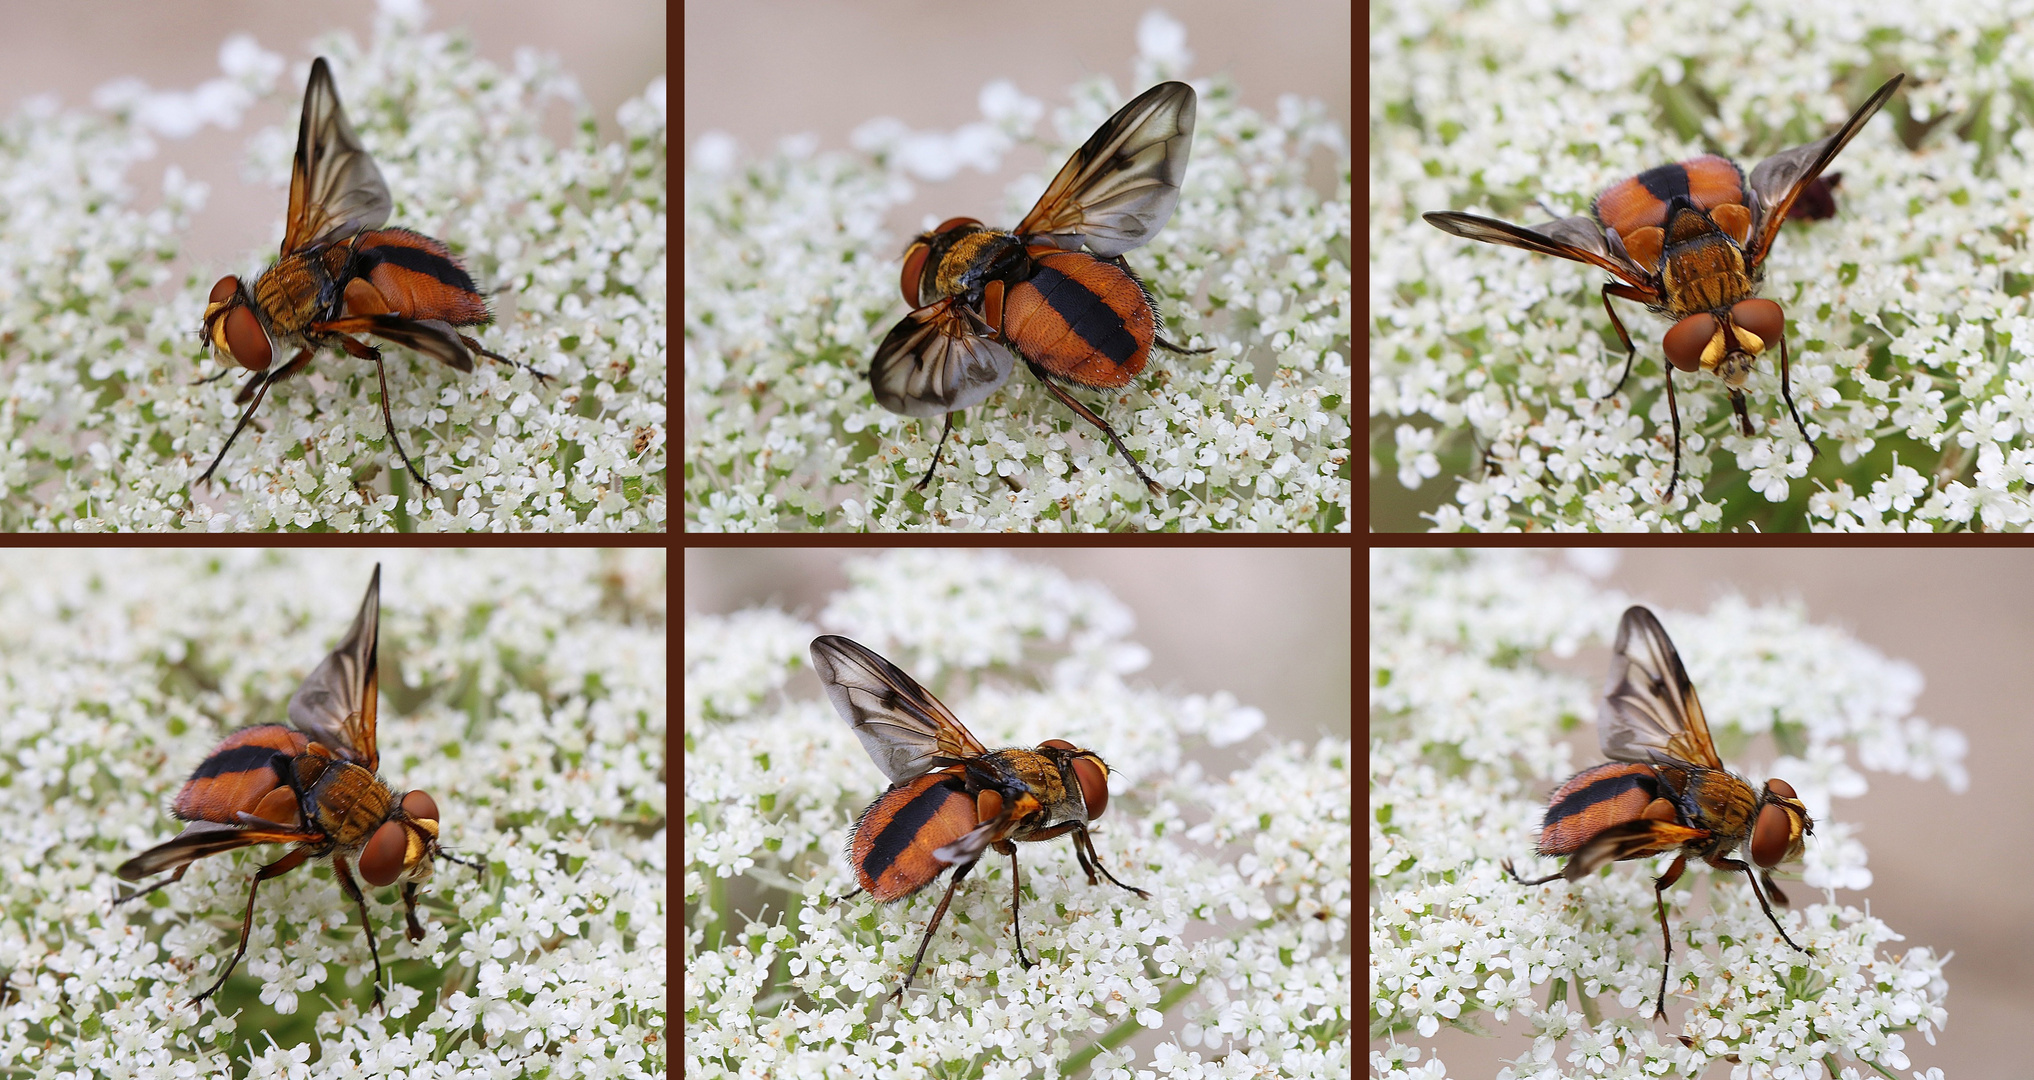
(346, 228, 493, 326)
(1002, 251, 1154, 389)
(170, 725, 309, 823)
(1535, 761, 1673, 856)
(849, 771, 979, 901)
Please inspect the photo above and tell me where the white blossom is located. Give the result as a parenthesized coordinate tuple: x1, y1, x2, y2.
(685, 21, 1350, 532)
(1371, 550, 1958, 1077)
(0, 9, 664, 531)
(1373, 1, 2032, 531)
(0, 549, 665, 1075)
(685, 550, 1348, 1076)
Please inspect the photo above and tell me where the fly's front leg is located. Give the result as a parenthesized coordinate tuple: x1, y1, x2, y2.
(1710, 854, 1810, 954)
(331, 855, 389, 1010)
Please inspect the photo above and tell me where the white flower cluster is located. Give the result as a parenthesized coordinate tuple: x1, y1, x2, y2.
(1369, 550, 1961, 1077)
(684, 550, 1347, 1077)
(0, 549, 665, 1075)
(684, 20, 1350, 532)
(1372, 0, 2034, 531)
(0, 9, 665, 531)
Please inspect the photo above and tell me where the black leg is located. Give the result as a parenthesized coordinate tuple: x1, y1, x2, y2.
(1778, 336, 1815, 454)
(886, 857, 978, 1007)
(915, 411, 958, 491)
(1071, 826, 1150, 898)
(189, 846, 312, 1007)
(456, 333, 549, 383)
(1648, 854, 1689, 1022)
(331, 856, 389, 1010)
(1007, 847, 1032, 969)
(114, 864, 190, 905)
(1663, 368, 1684, 502)
(1501, 857, 1566, 888)
(359, 341, 431, 490)
(1028, 365, 1163, 496)
(1599, 285, 1639, 397)
(1712, 857, 1809, 953)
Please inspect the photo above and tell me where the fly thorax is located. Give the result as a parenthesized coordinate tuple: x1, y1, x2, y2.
(937, 232, 1023, 299)
(251, 257, 336, 336)
(308, 761, 395, 844)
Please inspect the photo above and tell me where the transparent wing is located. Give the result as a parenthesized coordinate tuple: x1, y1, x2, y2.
(115, 820, 320, 882)
(869, 298, 1018, 417)
(1423, 211, 1658, 292)
(1743, 74, 1904, 266)
(288, 564, 381, 770)
(282, 57, 393, 254)
(810, 635, 988, 785)
(1598, 605, 1724, 770)
(1014, 81, 1196, 258)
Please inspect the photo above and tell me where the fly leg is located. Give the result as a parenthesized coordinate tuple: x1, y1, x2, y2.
(1711, 855, 1810, 954)
(1663, 367, 1684, 502)
(456, 333, 550, 383)
(1648, 853, 1690, 1022)
(1027, 362, 1164, 496)
(331, 855, 391, 1011)
(1777, 334, 1816, 454)
(915, 411, 959, 492)
(1600, 284, 1648, 396)
(333, 334, 432, 490)
(198, 350, 315, 486)
(189, 846, 313, 1007)
(113, 863, 190, 906)
(885, 856, 979, 1007)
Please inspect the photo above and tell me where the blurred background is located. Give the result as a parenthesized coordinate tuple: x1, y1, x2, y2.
(1376, 549, 2032, 1077)
(0, 0, 665, 274)
(685, 548, 1352, 761)
(683, 0, 1348, 251)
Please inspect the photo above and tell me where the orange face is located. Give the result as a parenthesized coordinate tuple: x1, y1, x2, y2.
(810, 636, 1148, 1006)
(114, 566, 474, 1012)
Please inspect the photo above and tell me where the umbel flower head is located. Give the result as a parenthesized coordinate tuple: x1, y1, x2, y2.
(1373, 2, 2034, 532)
(684, 11, 1350, 532)
(0, 549, 665, 1075)
(685, 550, 1350, 1075)
(0, 10, 665, 531)
(1370, 549, 1962, 1078)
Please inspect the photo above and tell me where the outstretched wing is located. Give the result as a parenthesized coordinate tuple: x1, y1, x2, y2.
(282, 57, 393, 254)
(1743, 73, 1904, 266)
(810, 635, 988, 784)
(1014, 81, 1197, 258)
(1598, 605, 1724, 771)
(1424, 210, 1658, 293)
(288, 565, 381, 770)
